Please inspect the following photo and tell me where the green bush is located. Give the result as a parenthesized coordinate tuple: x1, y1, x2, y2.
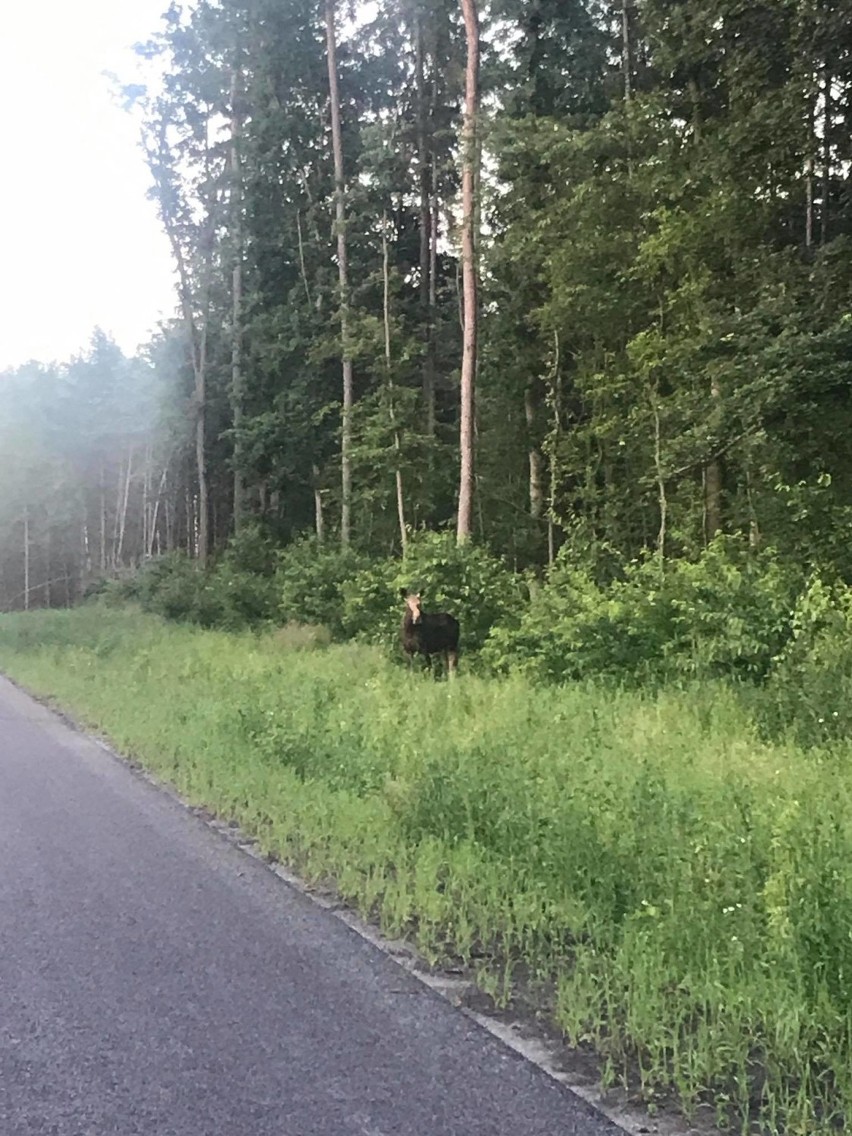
(755, 577, 852, 746)
(125, 545, 278, 630)
(204, 560, 278, 629)
(276, 536, 372, 638)
(130, 552, 214, 624)
(482, 537, 800, 685)
(663, 537, 800, 680)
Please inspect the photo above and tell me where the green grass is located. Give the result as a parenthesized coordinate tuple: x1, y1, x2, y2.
(1, 604, 851, 1134)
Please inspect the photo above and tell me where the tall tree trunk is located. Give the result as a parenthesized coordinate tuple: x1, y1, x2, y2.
(805, 96, 815, 250)
(148, 463, 170, 559)
(325, 0, 354, 546)
(383, 217, 408, 554)
(704, 376, 723, 540)
(415, 12, 436, 436)
(193, 309, 209, 566)
(821, 63, 831, 245)
(112, 455, 125, 570)
(45, 527, 52, 608)
(313, 464, 325, 544)
(546, 330, 562, 566)
(230, 66, 247, 534)
(524, 380, 545, 519)
(650, 383, 666, 567)
(428, 62, 439, 440)
(457, 0, 479, 544)
(142, 443, 151, 563)
(82, 520, 92, 587)
(621, 0, 632, 102)
(116, 446, 134, 568)
(23, 507, 30, 612)
(99, 459, 107, 574)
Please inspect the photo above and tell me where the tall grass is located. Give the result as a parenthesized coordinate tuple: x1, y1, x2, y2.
(1, 605, 850, 1134)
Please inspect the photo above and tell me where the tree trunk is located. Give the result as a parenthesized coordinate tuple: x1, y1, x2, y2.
(805, 95, 815, 250)
(313, 464, 325, 544)
(821, 64, 831, 245)
(622, 0, 632, 102)
(23, 507, 30, 612)
(194, 319, 209, 566)
(704, 377, 723, 540)
(547, 330, 562, 566)
(524, 380, 545, 519)
(116, 446, 134, 568)
(99, 459, 107, 574)
(428, 63, 439, 439)
(650, 384, 666, 567)
(415, 13, 436, 436)
(325, 0, 354, 546)
(383, 217, 408, 554)
(45, 527, 52, 608)
(82, 520, 92, 587)
(230, 66, 247, 534)
(148, 461, 170, 558)
(111, 455, 125, 570)
(457, 0, 479, 544)
(142, 443, 151, 563)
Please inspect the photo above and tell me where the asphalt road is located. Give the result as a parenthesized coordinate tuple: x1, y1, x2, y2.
(0, 674, 625, 1136)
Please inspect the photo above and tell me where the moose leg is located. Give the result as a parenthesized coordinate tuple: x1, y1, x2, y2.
(446, 649, 458, 677)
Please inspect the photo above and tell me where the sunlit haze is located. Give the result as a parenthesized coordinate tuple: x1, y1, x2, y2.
(2, 0, 177, 370)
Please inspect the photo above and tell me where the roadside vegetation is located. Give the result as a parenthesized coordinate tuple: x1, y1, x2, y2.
(3, 533, 852, 1135)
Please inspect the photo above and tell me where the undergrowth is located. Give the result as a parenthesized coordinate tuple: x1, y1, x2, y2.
(1, 604, 851, 1134)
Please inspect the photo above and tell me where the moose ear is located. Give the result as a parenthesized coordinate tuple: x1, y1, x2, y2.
(399, 587, 408, 599)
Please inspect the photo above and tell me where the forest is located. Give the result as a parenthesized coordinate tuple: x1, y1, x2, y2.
(3, 0, 852, 616)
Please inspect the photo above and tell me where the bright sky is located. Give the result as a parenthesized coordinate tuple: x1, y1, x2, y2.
(1, 0, 177, 370)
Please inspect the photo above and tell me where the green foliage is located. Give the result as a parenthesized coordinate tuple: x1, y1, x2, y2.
(128, 553, 211, 624)
(276, 536, 372, 638)
(121, 545, 278, 630)
(483, 537, 801, 685)
(755, 578, 852, 748)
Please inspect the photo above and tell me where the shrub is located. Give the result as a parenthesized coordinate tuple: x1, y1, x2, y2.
(204, 560, 278, 629)
(482, 537, 801, 685)
(125, 546, 277, 630)
(276, 536, 372, 638)
(130, 552, 214, 625)
(755, 576, 852, 746)
(663, 537, 801, 680)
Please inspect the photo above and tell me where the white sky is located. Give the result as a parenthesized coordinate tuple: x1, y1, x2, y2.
(1, 0, 177, 370)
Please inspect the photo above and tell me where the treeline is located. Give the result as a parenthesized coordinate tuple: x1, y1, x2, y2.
(4, 0, 852, 611)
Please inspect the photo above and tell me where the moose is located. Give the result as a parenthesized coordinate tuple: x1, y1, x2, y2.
(399, 589, 460, 676)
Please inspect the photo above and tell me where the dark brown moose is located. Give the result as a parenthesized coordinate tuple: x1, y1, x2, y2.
(399, 589, 460, 675)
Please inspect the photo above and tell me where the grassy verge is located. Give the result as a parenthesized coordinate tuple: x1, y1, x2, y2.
(1, 605, 851, 1134)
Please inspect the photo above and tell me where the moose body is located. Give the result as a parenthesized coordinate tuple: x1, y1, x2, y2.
(400, 590, 460, 675)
